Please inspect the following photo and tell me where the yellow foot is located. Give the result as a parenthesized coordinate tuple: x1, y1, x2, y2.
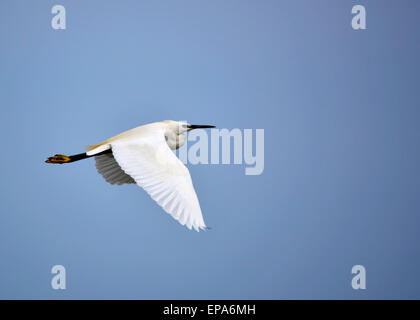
(45, 154, 71, 164)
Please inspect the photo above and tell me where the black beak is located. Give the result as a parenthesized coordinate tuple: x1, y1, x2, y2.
(187, 124, 216, 130)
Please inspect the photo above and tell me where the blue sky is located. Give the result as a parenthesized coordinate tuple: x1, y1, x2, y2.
(0, 0, 419, 299)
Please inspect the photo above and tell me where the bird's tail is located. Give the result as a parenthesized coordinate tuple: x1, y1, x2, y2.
(86, 142, 104, 152)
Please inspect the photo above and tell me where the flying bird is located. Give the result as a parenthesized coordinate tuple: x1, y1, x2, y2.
(46, 120, 215, 232)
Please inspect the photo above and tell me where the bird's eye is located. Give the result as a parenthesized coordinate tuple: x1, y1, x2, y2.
(182, 124, 188, 128)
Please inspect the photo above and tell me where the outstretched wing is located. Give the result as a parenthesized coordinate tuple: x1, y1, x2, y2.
(110, 132, 207, 231)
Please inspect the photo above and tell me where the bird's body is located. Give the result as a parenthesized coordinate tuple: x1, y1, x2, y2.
(46, 120, 215, 232)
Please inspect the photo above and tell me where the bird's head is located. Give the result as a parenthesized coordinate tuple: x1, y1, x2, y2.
(163, 120, 215, 134)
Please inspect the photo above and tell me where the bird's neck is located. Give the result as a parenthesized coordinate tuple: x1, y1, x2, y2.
(165, 132, 186, 150)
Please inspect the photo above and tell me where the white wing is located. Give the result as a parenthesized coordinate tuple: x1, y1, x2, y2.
(110, 131, 207, 231)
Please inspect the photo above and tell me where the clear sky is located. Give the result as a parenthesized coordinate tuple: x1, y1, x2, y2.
(0, 0, 419, 299)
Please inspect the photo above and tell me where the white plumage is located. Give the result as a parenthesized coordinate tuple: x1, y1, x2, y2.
(84, 120, 213, 232)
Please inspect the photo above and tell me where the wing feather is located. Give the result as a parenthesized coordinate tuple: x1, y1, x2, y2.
(110, 133, 207, 231)
(95, 153, 135, 185)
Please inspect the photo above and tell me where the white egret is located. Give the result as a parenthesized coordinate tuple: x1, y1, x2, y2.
(46, 120, 215, 232)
